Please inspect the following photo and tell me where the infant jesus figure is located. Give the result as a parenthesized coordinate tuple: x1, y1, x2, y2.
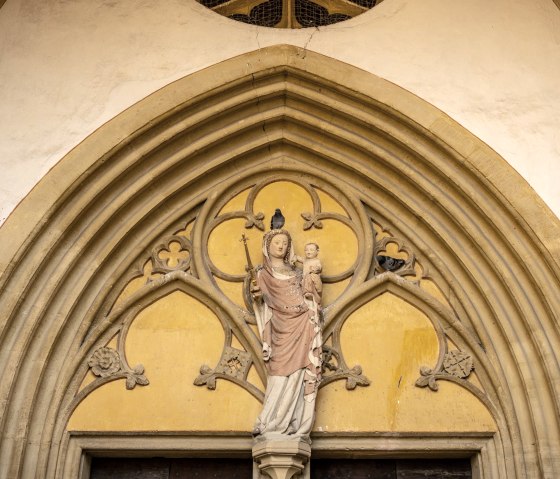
(296, 242, 323, 306)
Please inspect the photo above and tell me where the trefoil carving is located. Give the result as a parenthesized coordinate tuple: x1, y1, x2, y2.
(374, 235, 417, 278)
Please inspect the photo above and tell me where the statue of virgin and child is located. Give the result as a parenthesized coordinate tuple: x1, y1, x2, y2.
(248, 228, 323, 442)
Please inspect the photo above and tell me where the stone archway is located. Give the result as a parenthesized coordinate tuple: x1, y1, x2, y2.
(0, 45, 559, 479)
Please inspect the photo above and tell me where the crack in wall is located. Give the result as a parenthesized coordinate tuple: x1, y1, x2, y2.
(302, 27, 319, 58)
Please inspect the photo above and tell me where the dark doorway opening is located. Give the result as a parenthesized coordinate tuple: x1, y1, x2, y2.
(311, 458, 472, 478)
(90, 456, 472, 478)
(90, 457, 253, 479)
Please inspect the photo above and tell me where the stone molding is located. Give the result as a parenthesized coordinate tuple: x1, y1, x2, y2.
(63, 431, 496, 479)
(0, 46, 559, 478)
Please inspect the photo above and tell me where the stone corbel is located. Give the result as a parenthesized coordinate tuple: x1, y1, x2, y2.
(252, 440, 311, 479)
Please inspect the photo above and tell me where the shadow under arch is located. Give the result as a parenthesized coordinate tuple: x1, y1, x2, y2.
(0, 45, 558, 478)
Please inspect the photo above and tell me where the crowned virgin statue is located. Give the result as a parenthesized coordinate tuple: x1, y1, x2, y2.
(249, 228, 323, 441)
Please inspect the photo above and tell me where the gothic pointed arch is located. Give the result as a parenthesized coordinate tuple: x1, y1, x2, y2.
(0, 45, 559, 479)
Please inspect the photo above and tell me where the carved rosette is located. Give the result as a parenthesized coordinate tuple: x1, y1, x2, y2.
(443, 350, 474, 378)
(216, 347, 252, 379)
(88, 347, 121, 378)
(194, 346, 262, 399)
(87, 346, 149, 391)
(416, 349, 474, 392)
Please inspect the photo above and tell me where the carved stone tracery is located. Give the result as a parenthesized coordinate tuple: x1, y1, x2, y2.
(151, 235, 192, 274)
(3, 48, 559, 479)
(76, 175, 484, 419)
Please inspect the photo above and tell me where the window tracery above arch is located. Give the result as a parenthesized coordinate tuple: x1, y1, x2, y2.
(197, 0, 384, 28)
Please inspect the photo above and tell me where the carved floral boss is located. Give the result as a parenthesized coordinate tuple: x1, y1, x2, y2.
(416, 350, 475, 391)
(87, 347, 148, 390)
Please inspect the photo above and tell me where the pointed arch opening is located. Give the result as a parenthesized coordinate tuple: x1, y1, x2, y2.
(0, 45, 559, 478)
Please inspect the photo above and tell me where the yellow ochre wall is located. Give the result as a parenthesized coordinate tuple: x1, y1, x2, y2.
(68, 291, 495, 432)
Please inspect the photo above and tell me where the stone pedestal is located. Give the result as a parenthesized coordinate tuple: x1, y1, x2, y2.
(252, 439, 311, 479)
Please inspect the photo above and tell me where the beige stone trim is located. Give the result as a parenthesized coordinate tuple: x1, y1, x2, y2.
(64, 432, 254, 479)
(313, 432, 502, 479)
(1, 46, 558, 276)
(64, 431, 498, 479)
(0, 46, 559, 478)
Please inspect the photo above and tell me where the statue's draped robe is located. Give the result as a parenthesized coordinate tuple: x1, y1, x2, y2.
(254, 266, 322, 438)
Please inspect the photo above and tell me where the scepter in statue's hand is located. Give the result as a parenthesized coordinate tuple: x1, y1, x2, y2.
(241, 234, 261, 300)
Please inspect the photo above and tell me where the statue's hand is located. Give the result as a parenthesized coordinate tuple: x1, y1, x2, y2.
(262, 342, 271, 361)
(250, 283, 262, 301)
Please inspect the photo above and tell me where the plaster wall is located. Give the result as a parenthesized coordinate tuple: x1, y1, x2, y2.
(1, 0, 559, 225)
